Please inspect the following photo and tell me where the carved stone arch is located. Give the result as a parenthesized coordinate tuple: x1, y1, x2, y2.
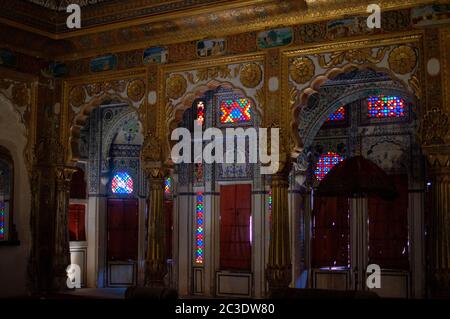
(101, 109, 142, 162)
(292, 63, 417, 155)
(165, 79, 263, 162)
(0, 92, 27, 135)
(0, 91, 29, 171)
(0, 92, 26, 127)
(303, 86, 413, 150)
(68, 93, 137, 165)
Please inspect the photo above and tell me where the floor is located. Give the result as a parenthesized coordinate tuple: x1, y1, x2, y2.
(57, 288, 127, 299)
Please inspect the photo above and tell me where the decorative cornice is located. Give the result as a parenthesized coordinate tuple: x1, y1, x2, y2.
(0, 0, 440, 61)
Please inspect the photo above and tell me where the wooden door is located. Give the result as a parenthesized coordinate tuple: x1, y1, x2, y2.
(220, 184, 252, 271)
(107, 198, 138, 261)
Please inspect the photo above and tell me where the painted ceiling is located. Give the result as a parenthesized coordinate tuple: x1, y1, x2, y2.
(24, 0, 113, 11)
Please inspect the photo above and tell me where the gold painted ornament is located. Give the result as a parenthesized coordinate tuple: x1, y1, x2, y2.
(86, 83, 102, 96)
(388, 45, 417, 75)
(166, 74, 187, 99)
(239, 63, 262, 88)
(290, 57, 315, 84)
(127, 79, 145, 102)
(12, 84, 29, 107)
(69, 86, 86, 108)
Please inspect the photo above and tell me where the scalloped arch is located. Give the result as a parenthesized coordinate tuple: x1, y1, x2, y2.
(165, 80, 263, 158)
(68, 92, 137, 164)
(291, 63, 417, 153)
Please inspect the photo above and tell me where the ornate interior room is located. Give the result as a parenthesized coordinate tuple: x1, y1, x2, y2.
(0, 0, 450, 299)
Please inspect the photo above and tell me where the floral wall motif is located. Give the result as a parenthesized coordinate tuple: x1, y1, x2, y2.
(285, 34, 422, 153)
(163, 56, 265, 155)
(81, 104, 144, 195)
(0, 76, 36, 174)
(296, 70, 415, 166)
(64, 70, 147, 164)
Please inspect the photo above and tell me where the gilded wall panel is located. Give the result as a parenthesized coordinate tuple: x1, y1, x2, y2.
(62, 68, 148, 164)
(442, 27, 450, 145)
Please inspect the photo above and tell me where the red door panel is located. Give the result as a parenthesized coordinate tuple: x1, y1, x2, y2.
(69, 204, 86, 241)
(368, 174, 409, 269)
(220, 184, 252, 271)
(107, 199, 138, 261)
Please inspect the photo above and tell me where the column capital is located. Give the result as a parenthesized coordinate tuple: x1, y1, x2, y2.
(142, 162, 170, 180)
(426, 152, 450, 175)
(54, 165, 77, 181)
(271, 172, 289, 187)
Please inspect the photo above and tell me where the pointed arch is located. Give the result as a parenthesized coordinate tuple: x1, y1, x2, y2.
(165, 80, 263, 161)
(68, 93, 138, 165)
(291, 63, 418, 153)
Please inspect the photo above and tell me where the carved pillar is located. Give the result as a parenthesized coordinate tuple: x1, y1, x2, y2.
(292, 169, 310, 286)
(428, 155, 450, 295)
(52, 166, 76, 290)
(144, 167, 167, 287)
(266, 170, 292, 292)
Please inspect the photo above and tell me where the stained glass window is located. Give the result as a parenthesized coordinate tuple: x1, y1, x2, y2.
(196, 100, 205, 125)
(268, 189, 272, 240)
(220, 98, 251, 123)
(195, 192, 204, 264)
(111, 172, 134, 194)
(326, 106, 346, 122)
(164, 177, 172, 195)
(268, 189, 272, 213)
(0, 154, 12, 241)
(367, 96, 406, 118)
(314, 152, 343, 181)
(0, 201, 5, 240)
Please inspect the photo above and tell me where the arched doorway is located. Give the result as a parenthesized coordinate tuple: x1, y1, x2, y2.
(0, 93, 32, 296)
(295, 68, 425, 298)
(68, 99, 145, 288)
(172, 83, 265, 297)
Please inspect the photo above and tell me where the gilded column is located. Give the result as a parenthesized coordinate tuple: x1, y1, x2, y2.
(428, 155, 450, 294)
(144, 168, 167, 287)
(421, 28, 450, 295)
(52, 166, 76, 290)
(266, 170, 292, 292)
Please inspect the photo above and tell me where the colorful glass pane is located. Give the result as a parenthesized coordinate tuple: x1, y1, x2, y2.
(164, 177, 172, 195)
(367, 96, 406, 118)
(268, 189, 272, 240)
(111, 172, 134, 194)
(197, 101, 205, 125)
(195, 192, 204, 264)
(220, 98, 251, 123)
(0, 201, 4, 240)
(314, 152, 343, 181)
(268, 189, 272, 213)
(326, 106, 346, 122)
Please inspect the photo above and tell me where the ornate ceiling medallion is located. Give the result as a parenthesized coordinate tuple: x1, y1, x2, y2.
(69, 86, 86, 108)
(388, 45, 417, 75)
(290, 57, 315, 84)
(239, 63, 262, 88)
(127, 79, 145, 102)
(166, 74, 187, 100)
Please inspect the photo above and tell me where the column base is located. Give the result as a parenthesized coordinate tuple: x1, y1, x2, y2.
(266, 264, 292, 292)
(432, 269, 450, 297)
(145, 260, 167, 287)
